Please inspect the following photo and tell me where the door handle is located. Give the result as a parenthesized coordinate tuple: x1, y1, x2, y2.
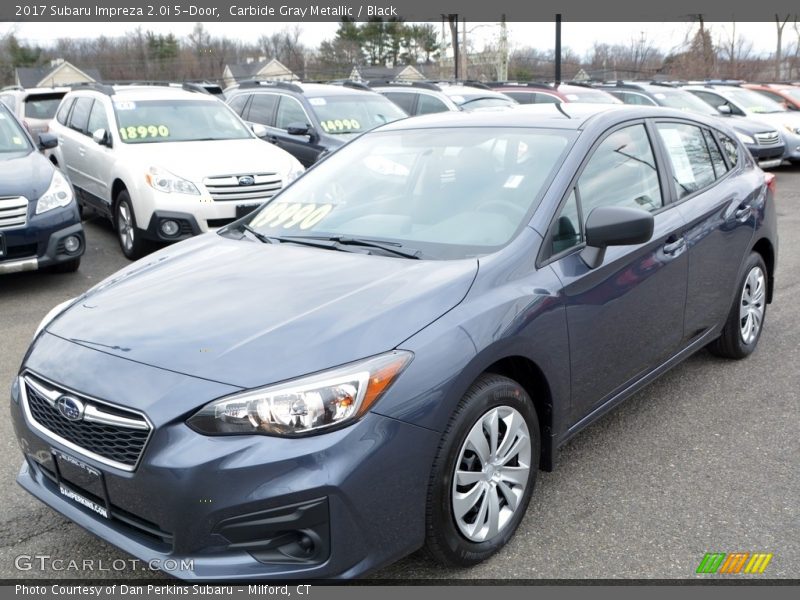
(734, 206, 752, 221)
(663, 237, 686, 255)
(78, 147, 86, 156)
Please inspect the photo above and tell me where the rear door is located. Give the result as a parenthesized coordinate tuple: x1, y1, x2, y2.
(654, 121, 758, 337)
(80, 99, 114, 208)
(546, 122, 689, 424)
(60, 96, 94, 192)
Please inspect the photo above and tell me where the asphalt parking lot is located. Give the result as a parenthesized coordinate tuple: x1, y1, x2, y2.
(1, 169, 798, 581)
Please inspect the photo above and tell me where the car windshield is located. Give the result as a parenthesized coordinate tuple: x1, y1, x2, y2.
(652, 89, 718, 114)
(312, 95, 407, 135)
(24, 93, 66, 119)
(725, 89, 786, 114)
(245, 126, 576, 259)
(113, 99, 252, 143)
(0, 108, 32, 154)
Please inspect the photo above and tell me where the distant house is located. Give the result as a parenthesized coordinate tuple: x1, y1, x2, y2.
(348, 65, 426, 83)
(15, 60, 101, 88)
(223, 58, 298, 88)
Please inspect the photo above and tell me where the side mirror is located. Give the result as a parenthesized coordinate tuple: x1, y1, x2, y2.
(580, 206, 654, 269)
(251, 123, 268, 139)
(717, 104, 732, 115)
(92, 128, 111, 147)
(286, 122, 312, 136)
(38, 132, 58, 150)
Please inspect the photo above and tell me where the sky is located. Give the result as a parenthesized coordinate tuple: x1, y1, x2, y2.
(2, 21, 786, 58)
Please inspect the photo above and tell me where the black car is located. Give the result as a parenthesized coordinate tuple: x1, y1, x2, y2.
(595, 82, 786, 169)
(224, 81, 407, 167)
(0, 103, 84, 274)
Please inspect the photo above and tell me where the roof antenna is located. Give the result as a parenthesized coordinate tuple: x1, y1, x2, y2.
(555, 102, 570, 118)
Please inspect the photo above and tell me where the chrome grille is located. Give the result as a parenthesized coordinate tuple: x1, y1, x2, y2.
(203, 173, 283, 202)
(755, 131, 781, 146)
(0, 196, 29, 230)
(21, 374, 152, 471)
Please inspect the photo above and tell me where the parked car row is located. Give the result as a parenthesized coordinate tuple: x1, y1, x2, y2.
(3, 76, 793, 277)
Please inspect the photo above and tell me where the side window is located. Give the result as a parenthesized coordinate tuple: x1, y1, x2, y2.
(86, 100, 109, 135)
(67, 97, 93, 134)
(579, 124, 663, 215)
(227, 94, 249, 117)
(656, 123, 716, 198)
(383, 92, 417, 115)
(56, 98, 74, 125)
(717, 132, 739, 167)
(551, 189, 582, 255)
(703, 129, 729, 178)
(275, 96, 308, 130)
(533, 93, 559, 104)
(247, 94, 278, 126)
(0, 95, 15, 110)
(417, 94, 448, 115)
(623, 92, 655, 106)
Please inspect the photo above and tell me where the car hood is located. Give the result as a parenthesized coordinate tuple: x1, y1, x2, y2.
(741, 110, 800, 130)
(123, 138, 301, 182)
(47, 234, 478, 389)
(0, 150, 53, 200)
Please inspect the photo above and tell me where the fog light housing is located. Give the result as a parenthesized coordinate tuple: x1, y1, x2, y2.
(63, 235, 81, 254)
(160, 219, 180, 237)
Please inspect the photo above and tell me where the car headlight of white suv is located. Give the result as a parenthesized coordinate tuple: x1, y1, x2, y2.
(35, 169, 74, 214)
(145, 166, 200, 195)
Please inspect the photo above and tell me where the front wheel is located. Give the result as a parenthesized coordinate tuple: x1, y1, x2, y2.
(115, 191, 150, 260)
(424, 374, 540, 567)
(708, 252, 768, 359)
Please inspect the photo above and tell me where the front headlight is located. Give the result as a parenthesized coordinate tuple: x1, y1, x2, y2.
(33, 297, 75, 340)
(145, 166, 199, 195)
(187, 351, 413, 437)
(782, 124, 800, 136)
(734, 131, 755, 145)
(35, 169, 74, 214)
(285, 161, 305, 185)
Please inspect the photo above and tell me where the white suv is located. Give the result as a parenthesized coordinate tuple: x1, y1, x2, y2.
(50, 84, 304, 258)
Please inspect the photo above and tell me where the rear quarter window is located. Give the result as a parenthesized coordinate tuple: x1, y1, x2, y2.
(56, 98, 74, 125)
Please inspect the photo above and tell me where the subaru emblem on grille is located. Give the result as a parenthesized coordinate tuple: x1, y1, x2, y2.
(56, 395, 85, 422)
(237, 175, 255, 186)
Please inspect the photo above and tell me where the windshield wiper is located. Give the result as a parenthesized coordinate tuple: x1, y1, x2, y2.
(240, 227, 423, 259)
(295, 235, 424, 259)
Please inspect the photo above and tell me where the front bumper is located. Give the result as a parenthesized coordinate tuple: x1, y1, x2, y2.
(11, 360, 438, 580)
(137, 189, 267, 241)
(0, 206, 84, 274)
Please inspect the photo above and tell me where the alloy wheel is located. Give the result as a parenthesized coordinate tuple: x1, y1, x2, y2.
(117, 202, 134, 252)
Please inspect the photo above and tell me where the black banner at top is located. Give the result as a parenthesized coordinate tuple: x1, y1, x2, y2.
(4, 0, 800, 22)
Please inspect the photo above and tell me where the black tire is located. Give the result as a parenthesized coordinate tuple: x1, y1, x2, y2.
(424, 373, 540, 567)
(114, 190, 150, 260)
(49, 257, 81, 273)
(708, 252, 768, 359)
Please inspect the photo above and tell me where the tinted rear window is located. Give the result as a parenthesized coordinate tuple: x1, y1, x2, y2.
(24, 93, 66, 119)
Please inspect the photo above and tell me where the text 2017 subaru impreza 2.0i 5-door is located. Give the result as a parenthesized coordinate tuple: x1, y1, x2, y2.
(11, 104, 777, 579)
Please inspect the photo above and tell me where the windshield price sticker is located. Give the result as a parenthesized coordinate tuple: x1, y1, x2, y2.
(114, 101, 136, 111)
(251, 202, 334, 230)
(320, 119, 361, 133)
(118, 125, 170, 141)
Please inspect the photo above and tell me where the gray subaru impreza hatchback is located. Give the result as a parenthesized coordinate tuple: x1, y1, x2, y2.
(11, 104, 777, 579)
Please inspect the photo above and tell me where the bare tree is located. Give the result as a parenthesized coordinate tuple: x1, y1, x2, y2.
(776, 14, 791, 79)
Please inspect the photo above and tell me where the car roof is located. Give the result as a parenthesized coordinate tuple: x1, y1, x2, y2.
(66, 85, 217, 102)
(376, 103, 709, 132)
(227, 81, 384, 99)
